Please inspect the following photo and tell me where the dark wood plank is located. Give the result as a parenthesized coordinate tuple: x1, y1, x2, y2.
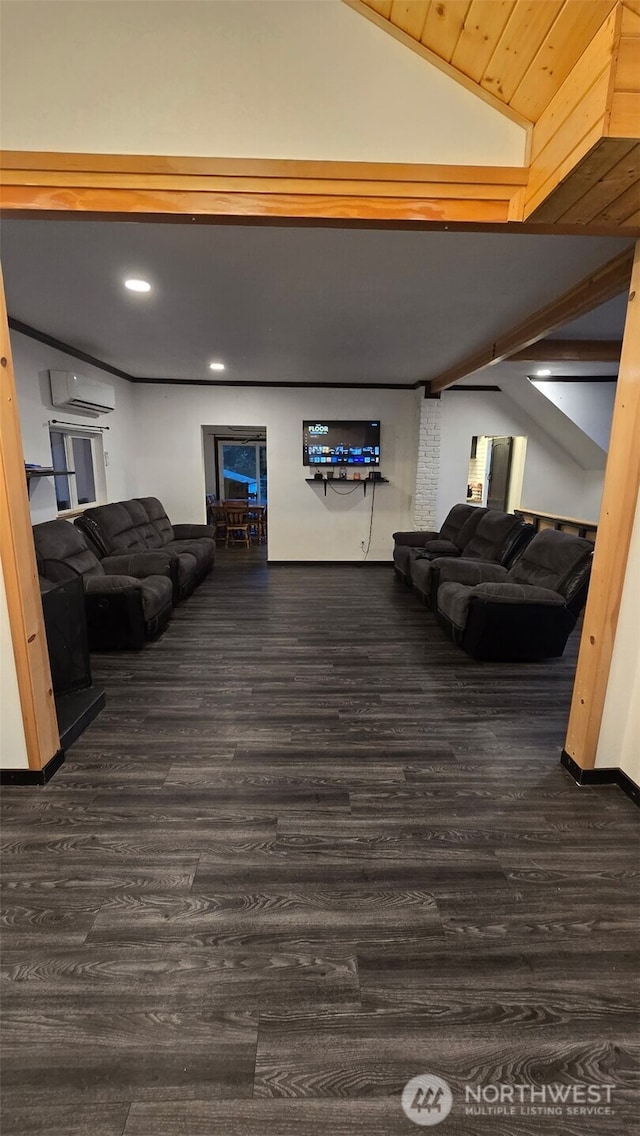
(1, 1008, 257, 1106)
(1, 1104, 130, 1136)
(1, 549, 637, 1134)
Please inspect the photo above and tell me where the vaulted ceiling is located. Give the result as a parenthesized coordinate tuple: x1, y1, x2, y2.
(347, 1, 640, 230)
(352, 0, 628, 123)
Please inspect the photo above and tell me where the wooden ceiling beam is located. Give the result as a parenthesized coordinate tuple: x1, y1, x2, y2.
(509, 338, 622, 361)
(428, 246, 634, 392)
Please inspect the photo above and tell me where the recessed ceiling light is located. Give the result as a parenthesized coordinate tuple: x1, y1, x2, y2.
(535, 368, 552, 377)
(124, 278, 151, 293)
(209, 362, 225, 371)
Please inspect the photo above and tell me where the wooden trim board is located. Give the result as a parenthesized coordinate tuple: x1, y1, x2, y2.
(0, 152, 527, 224)
(564, 239, 640, 769)
(0, 268, 60, 771)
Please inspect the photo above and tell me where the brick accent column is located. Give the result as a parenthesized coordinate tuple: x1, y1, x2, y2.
(413, 397, 441, 530)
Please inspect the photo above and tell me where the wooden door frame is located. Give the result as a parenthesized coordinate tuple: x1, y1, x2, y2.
(0, 268, 60, 773)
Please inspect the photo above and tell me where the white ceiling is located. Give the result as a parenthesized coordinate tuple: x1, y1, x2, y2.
(0, 219, 631, 387)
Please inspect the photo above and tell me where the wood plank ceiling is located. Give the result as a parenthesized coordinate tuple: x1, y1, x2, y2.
(350, 0, 640, 229)
(356, 0, 619, 123)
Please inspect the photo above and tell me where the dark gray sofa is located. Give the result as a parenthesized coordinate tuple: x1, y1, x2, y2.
(436, 528, 594, 660)
(410, 509, 534, 606)
(76, 497, 215, 601)
(393, 503, 486, 584)
(33, 519, 174, 650)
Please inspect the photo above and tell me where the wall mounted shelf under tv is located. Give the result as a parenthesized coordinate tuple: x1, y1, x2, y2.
(305, 477, 389, 497)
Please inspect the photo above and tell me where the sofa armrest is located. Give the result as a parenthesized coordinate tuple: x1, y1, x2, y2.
(83, 573, 142, 595)
(102, 552, 173, 580)
(434, 560, 509, 587)
(473, 582, 565, 605)
(392, 530, 438, 547)
(172, 523, 216, 540)
(416, 539, 460, 559)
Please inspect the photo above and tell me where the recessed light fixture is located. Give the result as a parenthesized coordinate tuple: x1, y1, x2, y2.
(535, 368, 552, 377)
(209, 362, 225, 371)
(124, 278, 151, 293)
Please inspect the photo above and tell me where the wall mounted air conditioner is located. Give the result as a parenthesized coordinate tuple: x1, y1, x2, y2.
(49, 371, 116, 418)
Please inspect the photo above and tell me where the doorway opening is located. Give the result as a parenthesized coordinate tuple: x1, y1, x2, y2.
(202, 425, 268, 554)
(467, 435, 527, 512)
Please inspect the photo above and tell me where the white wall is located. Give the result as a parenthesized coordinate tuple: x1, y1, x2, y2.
(0, 1, 526, 165)
(529, 380, 616, 452)
(11, 332, 138, 524)
(437, 390, 604, 527)
(132, 383, 417, 561)
(596, 492, 640, 785)
(0, 557, 29, 770)
(9, 326, 422, 560)
(11, 326, 609, 556)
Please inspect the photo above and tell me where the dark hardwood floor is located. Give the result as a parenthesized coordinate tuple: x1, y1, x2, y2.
(1, 547, 638, 1135)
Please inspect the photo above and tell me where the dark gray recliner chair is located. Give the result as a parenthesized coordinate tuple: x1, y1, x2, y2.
(33, 519, 174, 651)
(435, 528, 594, 660)
(411, 509, 534, 606)
(393, 504, 487, 584)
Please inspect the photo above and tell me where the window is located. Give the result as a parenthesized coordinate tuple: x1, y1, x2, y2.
(217, 441, 267, 503)
(49, 428, 103, 512)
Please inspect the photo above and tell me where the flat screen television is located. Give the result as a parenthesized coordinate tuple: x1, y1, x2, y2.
(303, 420, 380, 467)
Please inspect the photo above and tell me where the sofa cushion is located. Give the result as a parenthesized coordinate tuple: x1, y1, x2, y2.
(136, 500, 215, 581)
(473, 582, 566, 605)
(81, 501, 162, 553)
(459, 510, 524, 562)
(136, 497, 175, 546)
(434, 559, 509, 588)
(33, 519, 105, 581)
(507, 529, 593, 594)
(101, 551, 175, 580)
(165, 538, 213, 577)
(451, 506, 487, 550)
(437, 581, 474, 629)
(439, 503, 484, 544)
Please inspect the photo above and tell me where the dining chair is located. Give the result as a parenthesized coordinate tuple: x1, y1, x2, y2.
(223, 504, 252, 548)
(209, 505, 228, 543)
(247, 503, 267, 544)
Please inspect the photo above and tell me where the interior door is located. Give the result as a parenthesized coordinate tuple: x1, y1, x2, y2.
(486, 436, 513, 511)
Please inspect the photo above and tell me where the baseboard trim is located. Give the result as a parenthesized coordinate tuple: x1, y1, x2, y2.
(267, 560, 392, 567)
(560, 750, 639, 806)
(0, 749, 66, 786)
